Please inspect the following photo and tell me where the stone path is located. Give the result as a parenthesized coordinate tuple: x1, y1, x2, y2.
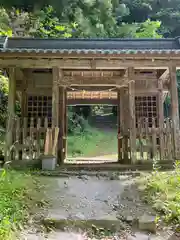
(21, 173, 176, 240)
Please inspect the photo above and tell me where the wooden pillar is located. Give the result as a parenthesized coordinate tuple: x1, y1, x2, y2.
(52, 67, 61, 127)
(21, 75, 28, 118)
(169, 65, 179, 159)
(58, 86, 66, 164)
(158, 77, 165, 160)
(64, 88, 68, 161)
(117, 87, 122, 162)
(5, 68, 16, 162)
(123, 88, 129, 162)
(128, 67, 136, 164)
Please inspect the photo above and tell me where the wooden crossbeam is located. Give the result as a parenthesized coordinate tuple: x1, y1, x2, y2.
(1, 58, 180, 69)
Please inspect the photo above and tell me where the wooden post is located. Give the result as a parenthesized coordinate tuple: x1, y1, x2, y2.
(128, 67, 136, 164)
(123, 88, 129, 162)
(52, 67, 62, 127)
(21, 74, 28, 118)
(64, 88, 68, 161)
(5, 68, 16, 162)
(169, 65, 179, 159)
(58, 85, 66, 164)
(117, 87, 122, 162)
(158, 78, 165, 160)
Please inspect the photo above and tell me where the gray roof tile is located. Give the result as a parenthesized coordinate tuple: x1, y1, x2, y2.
(0, 37, 180, 55)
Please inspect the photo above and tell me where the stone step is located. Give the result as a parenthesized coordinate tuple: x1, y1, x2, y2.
(43, 216, 122, 232)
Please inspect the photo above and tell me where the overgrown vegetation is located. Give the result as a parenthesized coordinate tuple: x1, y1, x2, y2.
(138, 162, 180, 224)
(0, 169, 43, 240)
(68, 125, 117, 157)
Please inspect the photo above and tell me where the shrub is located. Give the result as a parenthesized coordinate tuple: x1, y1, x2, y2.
(138, 162, 180, 224)
(0, 170, 41, 239)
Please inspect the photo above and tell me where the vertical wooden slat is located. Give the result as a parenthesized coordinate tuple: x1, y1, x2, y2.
(5, 67, 16, 161)
(29, 117, 34, 158)
(15, 118, 20, 160)
(36, 118, 41, 158)
(145, 118, 150, 161)
(169, 65, 179, 159)
(158, 77, 165, 160)
(22, 117, 27, 159)
(138, 119, 144, 161)
(128, 69, 136, 164)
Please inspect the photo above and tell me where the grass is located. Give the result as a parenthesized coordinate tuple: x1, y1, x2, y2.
(67, 126, 117, 158)
(138, 161, 180, 224)
(0, 169, 44, 240)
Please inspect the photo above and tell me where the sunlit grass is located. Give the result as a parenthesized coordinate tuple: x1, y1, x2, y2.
(67, 126, 117, 158)
(0, 170, 42, 240)
(138, 161, 180, 224)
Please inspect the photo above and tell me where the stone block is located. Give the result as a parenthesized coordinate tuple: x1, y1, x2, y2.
(138, 215, 156, 233)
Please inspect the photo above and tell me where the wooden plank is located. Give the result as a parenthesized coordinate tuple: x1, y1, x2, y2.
(169, 65, 179, 159)
(67, 99, 118, 105)
(36, 118, 41, 158)
(128, 68, 136, 164)
(22, 117, 27, 159)
(62, 76, 127, 85)
(15, 118, 20, 160)
(1, 58, 180, 69)
(5, 67, 16, 161)
(152, 118, 157, 160)
(145, 118, 150, 160)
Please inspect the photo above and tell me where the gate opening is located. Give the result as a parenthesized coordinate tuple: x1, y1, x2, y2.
(66, 105, 118, 164)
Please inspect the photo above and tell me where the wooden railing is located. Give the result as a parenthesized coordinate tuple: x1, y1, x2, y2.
(10, 116, 176, 163)
(119, 118, 175, 163)
(11, 117, 51, 160)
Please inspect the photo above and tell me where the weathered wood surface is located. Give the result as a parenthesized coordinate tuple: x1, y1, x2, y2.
(5, 67, 16, 161)
(169, 65, 180, 159)
(2, 57, 180, 69)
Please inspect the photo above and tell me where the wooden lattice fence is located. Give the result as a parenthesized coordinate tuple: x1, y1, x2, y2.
(10, 117, 50, 160)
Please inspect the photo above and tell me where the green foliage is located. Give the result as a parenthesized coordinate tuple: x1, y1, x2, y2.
(0, 170, 41, 239)
(68, 126, 117, 158)
(138, 162, 180, 224)
(33, 6, 76, 38)
(0, 72, 8, 128)
(134, 19, 162, 38)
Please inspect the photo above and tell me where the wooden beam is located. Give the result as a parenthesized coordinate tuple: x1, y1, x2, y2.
(128, 68, 136, 164)
(169, 65, 179, 159)
(62, 76, 127, 85)
(1, 58, 180, 69)
(5, 67, 16, 161)
(159, 68, 169, 80)
(67, 99, 118, 105)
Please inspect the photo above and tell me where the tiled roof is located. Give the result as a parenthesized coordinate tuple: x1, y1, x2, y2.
(1, 37, 180, 54)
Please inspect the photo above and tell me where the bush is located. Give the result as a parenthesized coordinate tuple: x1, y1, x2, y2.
(138, 162, 180, 224)
(0, 170, 41, 239)
(0, 72, 8, 128)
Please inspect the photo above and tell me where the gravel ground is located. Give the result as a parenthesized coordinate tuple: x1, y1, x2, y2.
(20, 173, 177, 240)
